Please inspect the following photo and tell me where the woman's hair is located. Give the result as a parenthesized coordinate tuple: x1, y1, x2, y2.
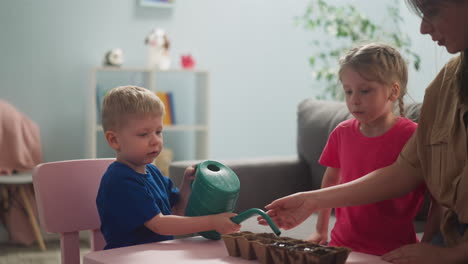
(338, 43, 409, 116)
(405, 0, 468, 103)
(101, 85, 165, 132)
(460, 50, 468, 104)
(405, 0, 432, 17)
(405, 0, 464, 17)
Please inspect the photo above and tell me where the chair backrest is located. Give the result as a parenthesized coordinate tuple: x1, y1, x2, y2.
(33, 158, 114, 264)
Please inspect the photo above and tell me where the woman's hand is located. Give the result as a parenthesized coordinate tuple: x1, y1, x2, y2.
(259, 192, 318, 230)
(382, 243, 458, 264)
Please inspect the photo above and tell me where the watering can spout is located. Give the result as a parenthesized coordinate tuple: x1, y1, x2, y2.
(186, 161, 280, 239)
(231, 208, 281, 236)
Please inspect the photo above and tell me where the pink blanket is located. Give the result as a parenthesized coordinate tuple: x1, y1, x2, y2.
(0, 100, 42, 173)
(0, 100, 42, 245)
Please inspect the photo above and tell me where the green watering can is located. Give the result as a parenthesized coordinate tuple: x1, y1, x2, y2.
(185, 160, 281, 240)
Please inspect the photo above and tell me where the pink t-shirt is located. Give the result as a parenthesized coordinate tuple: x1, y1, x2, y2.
(319, 117, 425, 256)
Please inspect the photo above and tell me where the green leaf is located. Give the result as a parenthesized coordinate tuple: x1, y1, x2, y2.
(316, 71, 323, 81)
(297, 0, 421, 100)
(309, 57, 316, 66)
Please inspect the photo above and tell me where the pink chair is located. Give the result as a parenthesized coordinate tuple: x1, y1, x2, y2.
(32, 158, 114, 264)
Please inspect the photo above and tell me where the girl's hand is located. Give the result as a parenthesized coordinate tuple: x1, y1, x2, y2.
(307, 230, 328, 245)
(212, 212, 241, 234)
(259, 192, 318, 230)
(382, 243, 456, 264)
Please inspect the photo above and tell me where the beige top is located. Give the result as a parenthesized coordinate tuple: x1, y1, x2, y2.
(397, 55, 468, 246)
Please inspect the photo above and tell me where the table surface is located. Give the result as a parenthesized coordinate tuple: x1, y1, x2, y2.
(83, 236, 390, 264)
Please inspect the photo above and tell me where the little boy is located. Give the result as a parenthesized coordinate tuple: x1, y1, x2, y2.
(96, 86, 240, 249)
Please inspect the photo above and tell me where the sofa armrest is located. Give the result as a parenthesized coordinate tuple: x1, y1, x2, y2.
(169, 156, 312, 213)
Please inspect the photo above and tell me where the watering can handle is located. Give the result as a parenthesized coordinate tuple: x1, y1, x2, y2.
(230, 208, 281, 236)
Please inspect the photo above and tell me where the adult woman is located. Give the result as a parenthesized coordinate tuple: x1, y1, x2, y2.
(262, 1, 468, 263)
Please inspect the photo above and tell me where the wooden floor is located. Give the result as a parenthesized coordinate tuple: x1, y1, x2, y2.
(0, 239, 90, 264)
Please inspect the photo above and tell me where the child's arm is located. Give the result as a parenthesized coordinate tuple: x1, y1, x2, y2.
(148, 165, 240, 236)
(144, 212, 241, 236)
(421, 197, 443, 243)
(172, 165, 196, 216)
(308, 167, 341, 244)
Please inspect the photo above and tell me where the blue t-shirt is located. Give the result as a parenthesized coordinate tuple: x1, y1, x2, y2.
(96, 162, 179, 249)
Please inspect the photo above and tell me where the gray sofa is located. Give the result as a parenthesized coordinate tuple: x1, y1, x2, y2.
(169, 98, 425, 221)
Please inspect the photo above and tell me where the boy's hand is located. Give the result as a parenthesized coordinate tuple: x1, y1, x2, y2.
(180, 165, 196, 190)
(307, 231, 328, 245)
(212, 212, 241, 234)
(175, 165, 197, 215)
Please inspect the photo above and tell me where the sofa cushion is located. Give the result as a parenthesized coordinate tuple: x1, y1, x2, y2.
(297, 98, 352, 189)
(297, 98, 422, 190)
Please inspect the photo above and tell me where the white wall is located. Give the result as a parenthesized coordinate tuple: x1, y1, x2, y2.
(0, 0, 317, 162)
(0, 0, 455, 162)
(0, 0, 459, 244)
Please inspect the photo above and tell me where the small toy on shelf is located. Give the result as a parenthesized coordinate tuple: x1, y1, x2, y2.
(181, 54, 195, 69)
(103, 48, 124, 67)
(145, 28, 171, 70)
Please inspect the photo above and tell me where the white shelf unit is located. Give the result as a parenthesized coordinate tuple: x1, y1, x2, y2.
(139, 0, 174, 8)
(89, 67, 210, 162)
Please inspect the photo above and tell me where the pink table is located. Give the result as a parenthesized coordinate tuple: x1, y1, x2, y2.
(83, 236, 390, 264)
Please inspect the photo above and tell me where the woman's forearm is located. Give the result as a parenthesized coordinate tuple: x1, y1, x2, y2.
(307, 162, 424, 210)
(448, 241, 468, 263)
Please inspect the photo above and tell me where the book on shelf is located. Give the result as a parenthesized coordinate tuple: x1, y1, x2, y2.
(97, 85, 113, 123)
(166, 92, 176, 124)
(155, 91, 175, 125)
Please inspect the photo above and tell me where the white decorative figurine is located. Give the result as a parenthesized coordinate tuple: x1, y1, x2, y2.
(145, 28, 171, 70)
(103, 48, 124, 67)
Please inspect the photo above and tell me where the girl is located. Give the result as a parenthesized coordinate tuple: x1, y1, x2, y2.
(307, 43, 427, 256)
(262, 1, 468, 262)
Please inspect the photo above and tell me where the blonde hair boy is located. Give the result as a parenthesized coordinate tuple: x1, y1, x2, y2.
(96, 85, 240, 250)
(101, 85, 165, 132)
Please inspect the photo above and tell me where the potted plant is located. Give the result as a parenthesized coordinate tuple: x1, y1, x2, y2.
(297, 0, 421, 100)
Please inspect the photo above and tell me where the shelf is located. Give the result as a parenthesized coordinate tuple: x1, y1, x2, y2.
(139, 0, 174, 8)
(93, 67, 208, 74)
(96, 125, 208, 132)
(89, 68, 210, 161)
